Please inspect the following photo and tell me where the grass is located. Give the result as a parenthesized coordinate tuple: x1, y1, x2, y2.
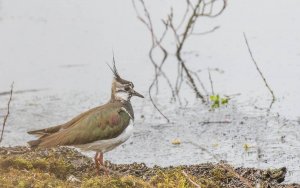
(0, 146, 294, 188)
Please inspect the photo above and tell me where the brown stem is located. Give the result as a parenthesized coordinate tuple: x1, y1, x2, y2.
(243, 33, 276, 103)
(182, 170, 201, 188)
(219, 163, 254, 188)
(181, 61, 206, 102)
(0, 82, 14, 143)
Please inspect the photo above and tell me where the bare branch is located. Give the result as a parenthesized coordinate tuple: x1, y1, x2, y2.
(172, 0, 227, 103)
(190, 70, 209, 97)
(200, 0, 227, 18)
(191, 25, 220, 35)
(208, 69, 215, 95)
(199, 120, 231, 124)
(185, 141, 220, 161)
(182, 170, 201, 188)
(243, 33, 276, 103)
(133, 0, 173, 122)
(175, 0, 190, 31)
(181, 62, 206, 102)
(0, 82, 14, 143)
(219, 163, 254, 188)
(133, 0, 227, 115)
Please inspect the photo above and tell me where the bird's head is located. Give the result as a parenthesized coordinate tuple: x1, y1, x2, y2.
(108, 59, 144, 102)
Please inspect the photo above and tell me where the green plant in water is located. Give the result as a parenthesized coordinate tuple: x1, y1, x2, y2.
(209, 95, 229, 109)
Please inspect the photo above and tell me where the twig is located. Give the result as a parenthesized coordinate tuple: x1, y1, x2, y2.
(99, 165, 122, 176)
(186, 140, 253, 188)
(134, 0, 226, 108)
(133, 0, 172, 122)
(243, 33, 276, 103)
(182, 170, 201, 188)
(200, 120, 231, 124)
(173, 0, 226, 103)
(191, 25, 220, 35)
(0, 82, 14, 143)
(0, 147, 30, 155)
(0, 88, 43, 96)
(185, 141, 220, 162)
(190, 70, 209, 97)
(218, 163, 254, 188)
(208, 69, 215, 95)
(181, 61, 206, 102)
(175, 1, 190, 31)
(148, 86, 170, 122)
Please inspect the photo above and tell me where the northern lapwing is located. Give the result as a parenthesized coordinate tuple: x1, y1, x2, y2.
(27, 60, 144, 174)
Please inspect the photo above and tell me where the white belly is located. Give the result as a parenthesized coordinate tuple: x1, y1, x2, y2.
(76, 121, 134, 153)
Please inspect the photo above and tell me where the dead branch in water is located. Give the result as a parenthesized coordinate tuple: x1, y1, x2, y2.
(208, 69, 215, 95)
(132, 0, 172, 122)
(191, 25, 220, 36)
(185, 141, 220, 162)
(173, 0, 226, 102)
(0, 88, 43, 96)
(200, 120, 231, 124)
(133, 0, 227, 121)
(0, 82, 14, 143)
(243, 33, 276, 105)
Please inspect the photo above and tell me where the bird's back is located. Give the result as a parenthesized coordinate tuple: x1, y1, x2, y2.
(27, 101, 133, 148)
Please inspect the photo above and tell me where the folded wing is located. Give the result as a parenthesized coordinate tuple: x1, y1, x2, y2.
(27, 103, 131, 148)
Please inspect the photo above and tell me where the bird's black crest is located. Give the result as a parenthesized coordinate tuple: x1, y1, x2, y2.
(107, 55, 121, 79)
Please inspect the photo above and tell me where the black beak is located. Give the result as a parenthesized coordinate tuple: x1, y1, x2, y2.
(131, 89, 144, 98)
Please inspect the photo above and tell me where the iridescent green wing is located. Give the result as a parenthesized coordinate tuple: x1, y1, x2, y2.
(36, 103, 131, 147)
(27, 106, 103, 136)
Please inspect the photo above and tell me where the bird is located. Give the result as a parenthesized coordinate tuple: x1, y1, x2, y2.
(27, 60, 144, 174)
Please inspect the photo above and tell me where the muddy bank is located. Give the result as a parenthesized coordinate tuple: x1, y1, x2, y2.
(0, 146, 298, 188)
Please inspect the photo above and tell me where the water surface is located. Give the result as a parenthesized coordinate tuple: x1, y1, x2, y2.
(0, 0, 300, 183)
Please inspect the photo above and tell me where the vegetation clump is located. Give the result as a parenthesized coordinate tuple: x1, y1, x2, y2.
(0, 146, 297, 188)
(210, 95, 229, 109)
(81, 176, 151, 188)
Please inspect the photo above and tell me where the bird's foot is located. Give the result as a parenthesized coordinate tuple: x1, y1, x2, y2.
(98, 165, 110, 176)
(94, 152, 114, 176)
(94, 152, 123, 176)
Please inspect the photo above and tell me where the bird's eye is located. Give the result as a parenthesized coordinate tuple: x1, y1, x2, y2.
(130, 82, 134, 88)
(125, 86, 130, 91)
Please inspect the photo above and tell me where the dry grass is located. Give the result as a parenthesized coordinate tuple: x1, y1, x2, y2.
(0, 146, 297, 188)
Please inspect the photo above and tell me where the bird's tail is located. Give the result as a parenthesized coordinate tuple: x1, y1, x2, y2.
(27, 140, 41, 148)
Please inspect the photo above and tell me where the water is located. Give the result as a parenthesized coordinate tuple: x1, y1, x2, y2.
(0, 0, 300, 183)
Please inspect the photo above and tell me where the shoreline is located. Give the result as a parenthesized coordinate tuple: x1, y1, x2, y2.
(0, 146, 299, 188)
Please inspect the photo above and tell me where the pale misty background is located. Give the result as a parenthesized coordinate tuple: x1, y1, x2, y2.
(0, 0, 299, 183)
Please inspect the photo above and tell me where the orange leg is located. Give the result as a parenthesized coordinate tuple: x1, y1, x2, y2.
(94, 152, 100, 175)
(94, 152, 109, 175)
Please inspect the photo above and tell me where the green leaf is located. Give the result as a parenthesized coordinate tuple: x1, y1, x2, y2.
(221, 98, 229, 105)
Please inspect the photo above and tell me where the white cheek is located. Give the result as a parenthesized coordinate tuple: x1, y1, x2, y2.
(116, 88, 124, 92)
(115, 92, 129, 100)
